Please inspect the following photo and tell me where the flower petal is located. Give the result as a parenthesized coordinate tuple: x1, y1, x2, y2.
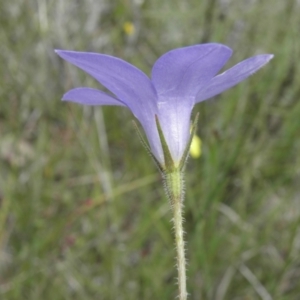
(55, 50, 157, 117)
(62, 87, 126, 106)
(56, 50, 163, 163)
(157, 96, 193, 163)
(196, 54, 274, 102)
(151, 43, 232, 98)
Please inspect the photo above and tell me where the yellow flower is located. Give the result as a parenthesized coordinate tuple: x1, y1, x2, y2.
(189, 134, 202, 159)
(123, 22, 135, 36)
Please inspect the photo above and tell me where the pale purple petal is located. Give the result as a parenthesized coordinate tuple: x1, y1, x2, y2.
(55, 50, 157, 118)
(56, 49, 163, 162)
(157, 96, 194, 163)
(196, 54, 274, 102)
(62, 88, 126, 106)
(151, 43, 232, 98)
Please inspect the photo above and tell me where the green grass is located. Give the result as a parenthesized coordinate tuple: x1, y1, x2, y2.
(0, 0, 300, 299)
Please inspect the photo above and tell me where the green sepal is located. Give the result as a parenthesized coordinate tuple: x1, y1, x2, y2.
(155, 115, 175, 172)
(132, 120, 164, 173)
(178, 112, 199, 170)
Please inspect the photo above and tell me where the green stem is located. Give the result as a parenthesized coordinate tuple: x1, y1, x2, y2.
(164, 169, 187, 300)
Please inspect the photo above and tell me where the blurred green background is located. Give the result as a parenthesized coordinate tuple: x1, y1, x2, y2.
(0, 0, 299, 299)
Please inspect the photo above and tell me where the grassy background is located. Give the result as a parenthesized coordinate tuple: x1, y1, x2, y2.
(0, 0, 300, 299)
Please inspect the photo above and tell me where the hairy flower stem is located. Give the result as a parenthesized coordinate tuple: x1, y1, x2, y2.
(164, 169, 187, 300)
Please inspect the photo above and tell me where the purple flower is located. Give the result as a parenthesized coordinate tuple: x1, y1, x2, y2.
(55, 44, 273, 169)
